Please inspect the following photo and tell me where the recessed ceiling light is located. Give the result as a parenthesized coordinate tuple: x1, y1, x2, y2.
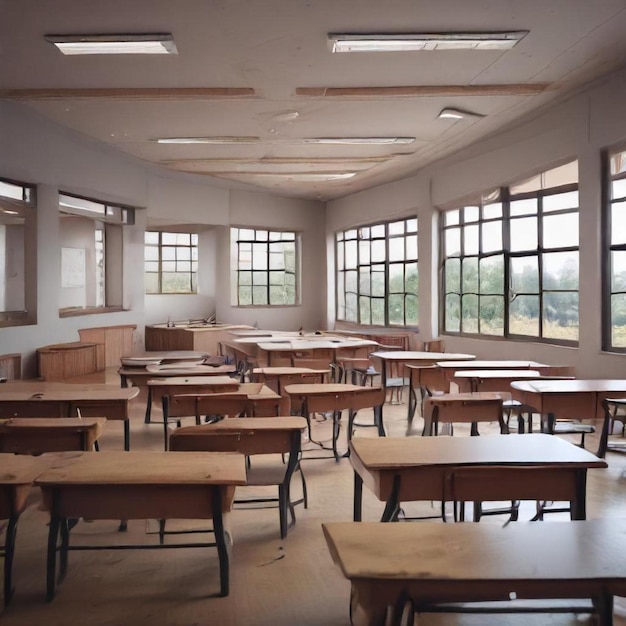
(438, 107, 486, 120)
(44, 33, 178, 55)
(328, 31, 528, 52)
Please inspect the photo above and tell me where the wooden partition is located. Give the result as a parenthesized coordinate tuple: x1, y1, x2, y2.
(0, 353, 22, 380)
(78, 324, 136, 369)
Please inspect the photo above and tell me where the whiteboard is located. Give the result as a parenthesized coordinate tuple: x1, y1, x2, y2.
(61, 247, 86, 288)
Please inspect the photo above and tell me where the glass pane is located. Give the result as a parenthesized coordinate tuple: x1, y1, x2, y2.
(359, 268, 371, 296)
(176, 233, 190, 245)
(371, 239, 386, 263)
(162, 247, 176, 261)
(252, 270, 267, 285)
(336, 241, 344, 270)
(445, 228, 461, 256)
(345, 240, 357, 269)
(371, 266, 385, 297)
(345, 293, 358, 322)
(371, 224, 385, 238)
(359, 226, 370, 239)
(269, 251, 285, 270)
(252, 285, 268, 304)
(464, 224, 479, 255)
(510, 198, 537, 216)
(611, 294, 626, 347)
(444, 210, 460, 226)
(610, 151, 626, 176)
(144, 231, 159, 244)
(462, 257, 478, 293)
(345, 270, 357, 293)
(543, 292, 578, 340)
(511, 256, 539, 293)
(464, 206, 479, 223)
(543, 251, 578, 290)
(145, 261, 159, 272)
(405, 262, 418, 294)
(239, 271, 252, 286)
(239, 228, 254, 240)
(162, 232, 177, 245)
(359, 240, 370, 265)
(482, 220, 502, 253)
(269, 270, 285, 286)
(405, 294, 418, 325)
(256, 230, 268, 241)
(144, 247, 159, 261)
(445, 293, 460, 332)
(388, 294, 404, 325)
(177, 261, 191, 272)
(388, 263, 405, 293)
(611, 201, 626, 245)
(371, 298, 385, 325)
(162, 273, 191, 293)
(388, 239, 405, 262)
(510, 216, 537, 252)
(479, 255, 504, 295)
(483, 202, 502, 219)
(239, 286, 252, 305)
(162, 261, 176, 272)
(444, 258, 460, 292)
(543, 213, 578, 248)
(510, 295, 539, 336)
(252, 244, 268, 269)
(611, 179, 626, 200)
(177, 247, 191, 261)
(406, 234, 417, 259)
(611, 251, 626, 292)
(0, 180, 24, 200)
(543, 191, 578, 212)
(406, 218, 417, 233)
(479, 295, 504, 335)
(461, 294, 478, 333)
(269, 285, 286, 305)
(359, 297, 371, 324)
(388, 220, 404, 235)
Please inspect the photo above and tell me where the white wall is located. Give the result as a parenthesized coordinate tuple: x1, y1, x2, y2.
(327, 68, 626, 379)
(0, 103, 327, 376)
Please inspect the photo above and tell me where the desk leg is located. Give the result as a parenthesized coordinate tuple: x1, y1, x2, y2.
(123, 419, 130, 451)
(572, 469, 588, 520)
(3, 514, 18, 607)
(211, 488, 230, 597)
(59, 519, 70, 581)
(375, 404, 385, 437)
(597, 403, 612, 458)
(332, 410, 341, 462)
(593, 593, 614, 626)
(144, 387, 153, 424)
(381, 475, 401, 522)
(46, 497, 61, 601)
(353, 471, 363, 522)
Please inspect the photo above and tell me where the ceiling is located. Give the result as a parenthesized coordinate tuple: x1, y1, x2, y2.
(3, 0, 626, 202)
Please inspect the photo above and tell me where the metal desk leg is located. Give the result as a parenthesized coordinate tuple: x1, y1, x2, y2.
(211, 488, 230, 597)
(381, 474, 401, 522)
(144, 387, 153, 424)
(353, 471, 363, 522)
(3, 514, 18, 607)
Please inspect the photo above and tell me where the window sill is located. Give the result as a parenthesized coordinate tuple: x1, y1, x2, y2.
(59, 306, 125, 318)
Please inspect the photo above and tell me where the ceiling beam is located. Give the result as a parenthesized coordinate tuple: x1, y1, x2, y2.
(296, 84, 555, 97)
(0, 88, 257, 101)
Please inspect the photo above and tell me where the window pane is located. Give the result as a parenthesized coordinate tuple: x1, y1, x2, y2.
(483, 202, 502, 219)
(345, 293, 358, 322)
(462, 258, 478, 293)
(252, 270, 267, 285)
(371, 224, 385, 238)
(543, 292, 578, 341)
(612, 294, 626, 347)
(359, 240, 370, 265)
(444, 210, 460, 226)
(269, 271, 285, 286)
(388, 263, 405, 293)
(162, 248, 176, 260)
(345, 240, 357, 269)
(405, 294, 418, 325)
(445, 228, 461, 256)
(510, 295, 539, 336)
(444, 258, 460, 292)
(252, 285, 267, 304)
(482, 220, 502, 253)
(388, 220, 404, 235)
(359, 268, 371, 296)
(145, 273, 159, 294)
(388, 240, 405, 262)
(543, 191, 578, 212)
(269, 286, 286, 305)
(371, 298, 385, 325)
(406, 234, 417, 259)
(239, 271, 252, 286)
(406, 218, 417, 233)
(461, 294, 478, 333)
(371, 266, 385, 297)
(510, 198, 537, 216)
(145, 231, 159, 244)
(162, 273, 190, 293)
(162, 232, 177, 245)
(612, 179, 626, 200)
(445, 293, 460, 331)
(480, 256, 504, 295)
(345, 270, 357, 293)
(464, 206, 479, 223)
(371, 239, 385, 263)
(510, 217, 537, 252)
(359, 297, 371, 324)
(162, 261, 176, 272)
(252, 244, 268, 269)
(543, 213, 578, 248)
(336, 241, 344, 270)
(145, 247, 159, 261)
(543, 251, 578, 290)
(479, 295, 504, 335)
(611, 251, 626, 292)
(464, 224, 479, 255)
(511, 256, 539, 293)
(388, 294, 404, 325)
(611, 201, 626, 245)
(239, 286, 252, 305)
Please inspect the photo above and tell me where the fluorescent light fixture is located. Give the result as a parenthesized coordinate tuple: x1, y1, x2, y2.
(438, 107, 485, 120)
(1, 209, 20, 215)
(156, 136, 415, 145)
(157, 137, 260, 144)
(232, 172, 357, 182)
(328, 31, 528, 52)
(45, 33, 178, 55)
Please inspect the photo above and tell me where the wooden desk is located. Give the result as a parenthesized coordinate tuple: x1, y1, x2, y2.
(0, 382, 138, 450)
(510, 379, 626, 457)
(120, 350, 209, 368)
(35, 451, 247, 600)
(0, 417, 106, 454)
(323, 520, 626, 626)
(349, 434, 606, 522)
(145, 322, 255, 354)
(0, 454, 47, 606)
(251, 366, 329, 395)
(284, 383, 385, 461)
(452, 369, 544, 393)
(122, 365, 237, 423)
(437, 360, 550, 391)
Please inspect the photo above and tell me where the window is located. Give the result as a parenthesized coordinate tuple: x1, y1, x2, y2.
(605, 147, 626, 351)
(0, 177, 36, 326)
(441, 160, 579, 344)
(58, 192, 134, 315)
(336, 217, 418, 326)
(231, 228, 298, 306)
(145, 232, 198, 294)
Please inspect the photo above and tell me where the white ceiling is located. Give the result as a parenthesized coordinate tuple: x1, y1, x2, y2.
(3, 0, 626, 201)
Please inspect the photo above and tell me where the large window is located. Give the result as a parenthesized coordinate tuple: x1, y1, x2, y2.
(231, 228, 298, 306)
(605, 147, 626, 351)
(0, 177, 36, 326)
(58, 193, 134, 316)
(145, 232, 198, 294)
(336, 217, 418, 326)
(441, 161, 579, 343)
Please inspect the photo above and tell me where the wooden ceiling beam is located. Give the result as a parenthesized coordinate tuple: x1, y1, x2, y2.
(0, 88, 257, 101)
(296, 84, 555, 97)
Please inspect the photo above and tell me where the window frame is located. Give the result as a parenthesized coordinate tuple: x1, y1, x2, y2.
(603, 146, 626, 353)
(440, 166, 579, 346)
(335, 216, 419, 327)
(231, 227, 300, 307)
(144, 231, 198, 295)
